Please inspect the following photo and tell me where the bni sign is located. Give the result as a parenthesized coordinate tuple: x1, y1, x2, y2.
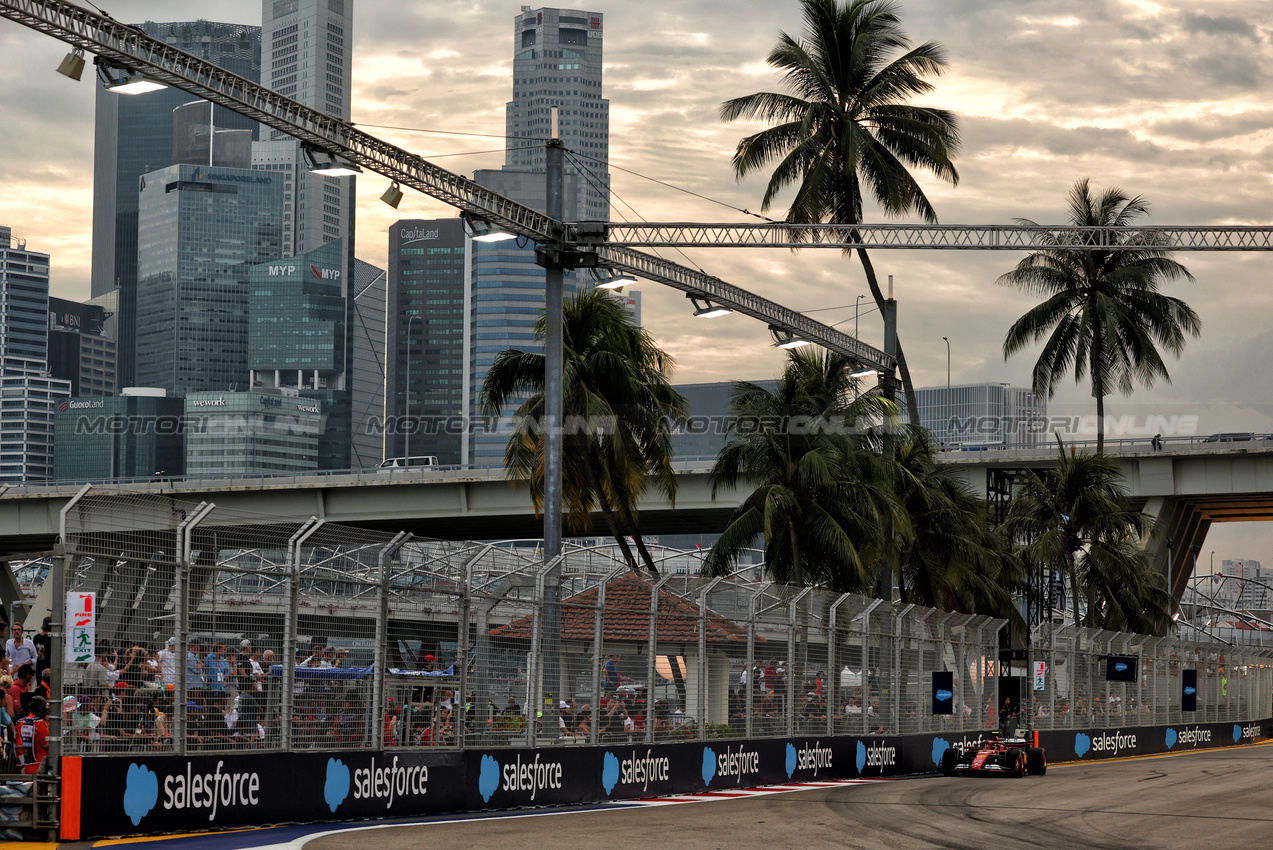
(66, 592, 96, 662)
(1033, 661, 1046, 691)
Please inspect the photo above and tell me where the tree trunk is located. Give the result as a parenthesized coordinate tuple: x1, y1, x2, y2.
(584, 456, 639, 572)
(855, 247, 921, 425)
(1068, 549, 1082, 629)
(1095, 390, 1106, 454)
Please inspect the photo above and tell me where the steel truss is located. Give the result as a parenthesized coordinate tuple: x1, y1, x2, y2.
(600, 223, 1273, 251)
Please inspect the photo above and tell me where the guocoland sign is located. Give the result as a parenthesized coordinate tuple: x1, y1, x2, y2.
(63, 720, 1270, 839)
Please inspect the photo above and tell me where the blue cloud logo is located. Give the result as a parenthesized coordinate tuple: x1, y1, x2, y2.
(1165, 728, 1177, 749)
(702, 747, 717, 786)
(324, 758, 350, 812)
(935, 689, 953, 702)
(1114, 662, 1128, 672)
(602, 752, 620, 795)
(478, 755, 500, 803)
(856, 741, 867, 774)
(932, 738, 950, 766)
(1184, 686, 1196, 695)
(1074, 733, 1091, 758)
(123, 763, 159, 826)
(1233, 724, 1242, 743)
(785, 743, 797, 778)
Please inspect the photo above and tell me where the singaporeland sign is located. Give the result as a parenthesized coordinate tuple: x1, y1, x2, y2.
(67, 591, 96, 663)
(1034, 661, 1046, 691)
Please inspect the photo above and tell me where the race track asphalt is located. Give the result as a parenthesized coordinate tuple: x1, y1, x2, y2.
(303, 743, 1273, 850)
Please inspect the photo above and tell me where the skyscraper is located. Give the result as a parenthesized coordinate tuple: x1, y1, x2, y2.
(133, 165, 283, 395)
(506, 7, 610, 221)
(90, 20, 261, 388)
(1, 226, 71, 481)
(255, 0, 354, 257)
(349, 258, 387, 468)
(387, 219, 468, 466)
(248, 240, 350, 469)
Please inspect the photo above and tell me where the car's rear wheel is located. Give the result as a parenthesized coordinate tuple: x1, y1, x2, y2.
(1025, 747, 1047, 776)
(940, 748, 959, 776)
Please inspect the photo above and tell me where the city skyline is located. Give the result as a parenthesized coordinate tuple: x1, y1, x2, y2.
(2, 0, 1272, 554)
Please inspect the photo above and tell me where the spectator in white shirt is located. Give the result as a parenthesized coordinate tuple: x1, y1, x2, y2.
(5, 624, 37, 670)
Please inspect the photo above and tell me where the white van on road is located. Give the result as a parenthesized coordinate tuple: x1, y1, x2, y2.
(377, 456, 439, 472)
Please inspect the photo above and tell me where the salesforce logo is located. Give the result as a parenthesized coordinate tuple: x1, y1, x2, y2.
(1184, 686, 1196, 696)
(931, 738, 950, 767)
(125, 760, 261, 824)
(1113, 662, 1129, 673)
(324, 758, 350, 812)
(1165, 728, 1177, 750)
(703, 745, 760, 787)
(123, 763, 159, 826)
(602, 749, 669, 796)
(935, 689, 953, 703)
(478, 753, 563, 803)
(1074, 733, 1091, 757)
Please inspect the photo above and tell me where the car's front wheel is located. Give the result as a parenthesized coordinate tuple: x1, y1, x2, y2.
(940, 748, 959, 776)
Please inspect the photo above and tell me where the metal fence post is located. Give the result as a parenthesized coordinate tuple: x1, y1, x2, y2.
(744, 583, 769, 740)
(590, 578, 606, 746)
(373, 532, 410, 749)
(645, 573, 673, 744)
(175, 502, 214, 755)
(51, 485, 92, 771)
(827, 594, 849, 737)
(281, 518, 321, 751)
(697, 577, 723, 740)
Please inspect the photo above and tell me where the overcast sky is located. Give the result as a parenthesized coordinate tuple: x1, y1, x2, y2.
(1, 0, 1272, 565)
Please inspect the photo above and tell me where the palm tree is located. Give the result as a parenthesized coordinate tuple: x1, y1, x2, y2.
(1002, 438, 1172, 632)
(999, 178, 1201, 452)
(888, 430, 1023, 622)
(479, 289, 688, 576)
(721, 0, 961, 423)
(704, 348, 898, 592)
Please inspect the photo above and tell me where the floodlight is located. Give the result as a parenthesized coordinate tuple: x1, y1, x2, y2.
(689, 294, 732, 318)
(107, 70, 167, 94)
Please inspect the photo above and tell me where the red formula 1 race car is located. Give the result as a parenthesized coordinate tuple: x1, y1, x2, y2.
(940, 738, 1047, 777)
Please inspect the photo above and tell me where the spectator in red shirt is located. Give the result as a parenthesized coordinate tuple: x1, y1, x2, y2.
(17, 696, 48, 774)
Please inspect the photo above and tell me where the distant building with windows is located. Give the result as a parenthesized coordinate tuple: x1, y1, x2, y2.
(248, 239, 349, 469)
(386, 219, 468, 466)
(254, 0, 354, 258)
(90, 19, 261, 388)
(47, 294, 117, 397)
(53, 390, 185, 481)
(133, 163, 283, 396)
(505, 6, 609, 221)
(184, 388, 323, 476)
(914, 383, 1047, 447)
(1, 226, 70, 482)
(349, 258, 386, 469)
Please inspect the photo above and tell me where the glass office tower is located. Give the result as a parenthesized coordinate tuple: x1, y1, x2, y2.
(91, 20, 261, 387)
(134, 164, 282, 396)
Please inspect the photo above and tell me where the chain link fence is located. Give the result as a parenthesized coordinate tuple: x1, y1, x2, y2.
(43, 492, 1272, 756)
(1027, 623, 1273, 730)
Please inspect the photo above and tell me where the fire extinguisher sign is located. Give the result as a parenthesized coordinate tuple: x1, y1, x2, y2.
(66, 592, 96, 663)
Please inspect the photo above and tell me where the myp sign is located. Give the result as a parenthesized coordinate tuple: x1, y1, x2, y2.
(932, 671, 954, 715)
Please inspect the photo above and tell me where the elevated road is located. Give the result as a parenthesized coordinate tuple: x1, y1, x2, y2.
(7, 441, 1273, 590)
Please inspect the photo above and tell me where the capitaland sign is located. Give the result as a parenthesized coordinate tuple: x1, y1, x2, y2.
(399, 227, 439, 244)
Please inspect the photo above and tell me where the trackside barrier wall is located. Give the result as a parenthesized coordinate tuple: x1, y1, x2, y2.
(61, 718, 1272, 838)
(34, 493, 1273, 836)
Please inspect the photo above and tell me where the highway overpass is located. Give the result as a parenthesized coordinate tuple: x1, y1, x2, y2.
(7, 440, 1273, 604)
